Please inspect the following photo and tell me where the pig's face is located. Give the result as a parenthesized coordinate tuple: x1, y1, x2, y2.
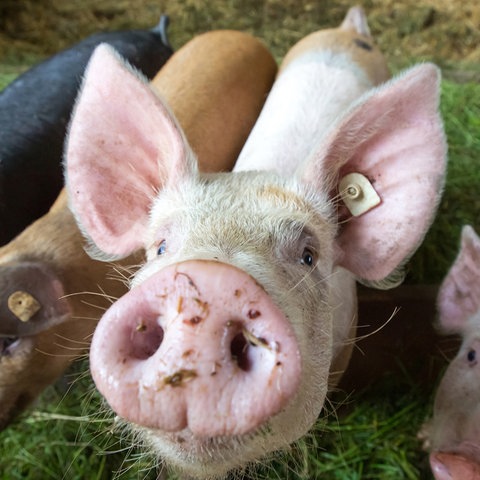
(429, 319, 480, 453)
(65, 46, 445, 477)
(101, 171, 337, 474)
(427, 324, 480, 479)
(425, 225, 480, 479)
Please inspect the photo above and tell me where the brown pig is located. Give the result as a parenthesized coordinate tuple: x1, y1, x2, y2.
(0, 30, 277, 429)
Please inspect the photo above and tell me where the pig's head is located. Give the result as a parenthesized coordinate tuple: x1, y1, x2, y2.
(65, 44, 446, 478)
(425, 225, 480, 480)
(0, 190, 131, 429)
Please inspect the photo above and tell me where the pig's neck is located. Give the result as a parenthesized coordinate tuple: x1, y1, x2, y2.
(234, 51, 374, 177)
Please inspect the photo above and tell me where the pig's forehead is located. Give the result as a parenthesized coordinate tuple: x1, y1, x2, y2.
(145, 172, 338, 262)
(159, 171, 331, 218)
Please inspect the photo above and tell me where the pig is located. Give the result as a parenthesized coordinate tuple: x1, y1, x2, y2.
(0, 30, 277, 430)
(64, 6, 447, 479)
(0, 16, 173, 246)
(422, 225, 480, 480)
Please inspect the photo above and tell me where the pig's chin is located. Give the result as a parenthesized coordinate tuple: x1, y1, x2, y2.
(142, 427, 265, 477)
(131, 385, 325, 479)
(137, 422, 289, 478)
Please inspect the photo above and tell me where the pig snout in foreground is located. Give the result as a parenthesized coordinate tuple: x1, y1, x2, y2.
(92, 260, 300, 436)
(0, 16, 173, 246)
(65, 11, 446, 476)
(0, 31, 276, 430)
(422, 225, 480, 480)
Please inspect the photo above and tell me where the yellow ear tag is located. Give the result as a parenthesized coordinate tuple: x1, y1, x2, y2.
(7, 291, 41, 322)
(339, 172, 381, 217)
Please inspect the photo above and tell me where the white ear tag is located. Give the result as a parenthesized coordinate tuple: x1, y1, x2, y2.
(339, 172, 381, 217)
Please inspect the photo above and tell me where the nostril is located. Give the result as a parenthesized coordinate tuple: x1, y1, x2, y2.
(129, 319, 164, 360)
(230, 331, 252, 372)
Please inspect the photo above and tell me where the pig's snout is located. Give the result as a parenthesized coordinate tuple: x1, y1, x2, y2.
(430, 452, 480, 480)
(90, 260, 301, 437)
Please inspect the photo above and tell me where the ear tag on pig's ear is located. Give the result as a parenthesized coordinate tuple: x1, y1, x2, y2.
(7, 291, 41, 322)
(339, 172, 381, 217)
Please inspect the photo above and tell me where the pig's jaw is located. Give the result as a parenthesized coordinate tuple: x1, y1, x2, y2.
(136, 392, 326, 480)
(140, 425, 275, 478)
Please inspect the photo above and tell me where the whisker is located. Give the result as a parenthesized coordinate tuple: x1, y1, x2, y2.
(53, 334, 91, 346)
(33, 348, 79, 358)
(348, 306, 400, 346)
(79, 299, 110, 311)
(53, 343, 89, 352)
(108, 262, 143, 284)
(60, 290, 118, 301)
(69, 315, 103, 322)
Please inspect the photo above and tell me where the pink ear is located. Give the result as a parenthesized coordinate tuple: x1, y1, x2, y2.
(300, 63, 446, 281)
(437, 226, 480, 334)
(340, 6, 371, 37)
(65, 44, 195, 259)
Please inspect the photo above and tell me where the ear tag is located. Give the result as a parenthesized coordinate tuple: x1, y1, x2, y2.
(7, 291, 41, 322)
(339, 172, 381, 217)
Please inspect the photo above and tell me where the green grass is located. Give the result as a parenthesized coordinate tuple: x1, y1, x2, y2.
(255, 377, 434, 479)
(0, 70, 21, 90)
(0, 363, 159, 480)
(0, 360, 435, 479)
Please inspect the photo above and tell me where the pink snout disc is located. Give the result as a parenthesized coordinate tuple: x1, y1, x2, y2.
(90, 260, 301, 437)
(430, 452, 480, 480)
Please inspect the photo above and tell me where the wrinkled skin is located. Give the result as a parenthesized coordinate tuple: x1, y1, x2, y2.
(423, 225, 480, 479)
(65, 10, 446, 476)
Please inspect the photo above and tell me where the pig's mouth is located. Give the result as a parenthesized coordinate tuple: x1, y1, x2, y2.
(139, 423, 273, 477)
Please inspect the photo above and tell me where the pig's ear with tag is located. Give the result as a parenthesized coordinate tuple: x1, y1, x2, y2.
(65, 44, 197, 260)
(299, 63, 446, 283)
(437, 226, 480, 334)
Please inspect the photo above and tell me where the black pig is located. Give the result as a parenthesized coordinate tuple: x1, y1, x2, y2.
(0, 16, 173, 245)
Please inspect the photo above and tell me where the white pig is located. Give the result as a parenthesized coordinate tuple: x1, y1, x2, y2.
(424, 225, 480, 480)
(65, 8, 447, 479)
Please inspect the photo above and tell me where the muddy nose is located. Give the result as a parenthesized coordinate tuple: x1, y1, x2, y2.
(0, 262, 70, 336)
(90, 260, 301, 437)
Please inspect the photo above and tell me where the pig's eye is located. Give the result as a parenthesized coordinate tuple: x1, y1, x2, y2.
(300, 248, 316, 267)
(157, 240, 167, 256)
(467, 348, 477, 366)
